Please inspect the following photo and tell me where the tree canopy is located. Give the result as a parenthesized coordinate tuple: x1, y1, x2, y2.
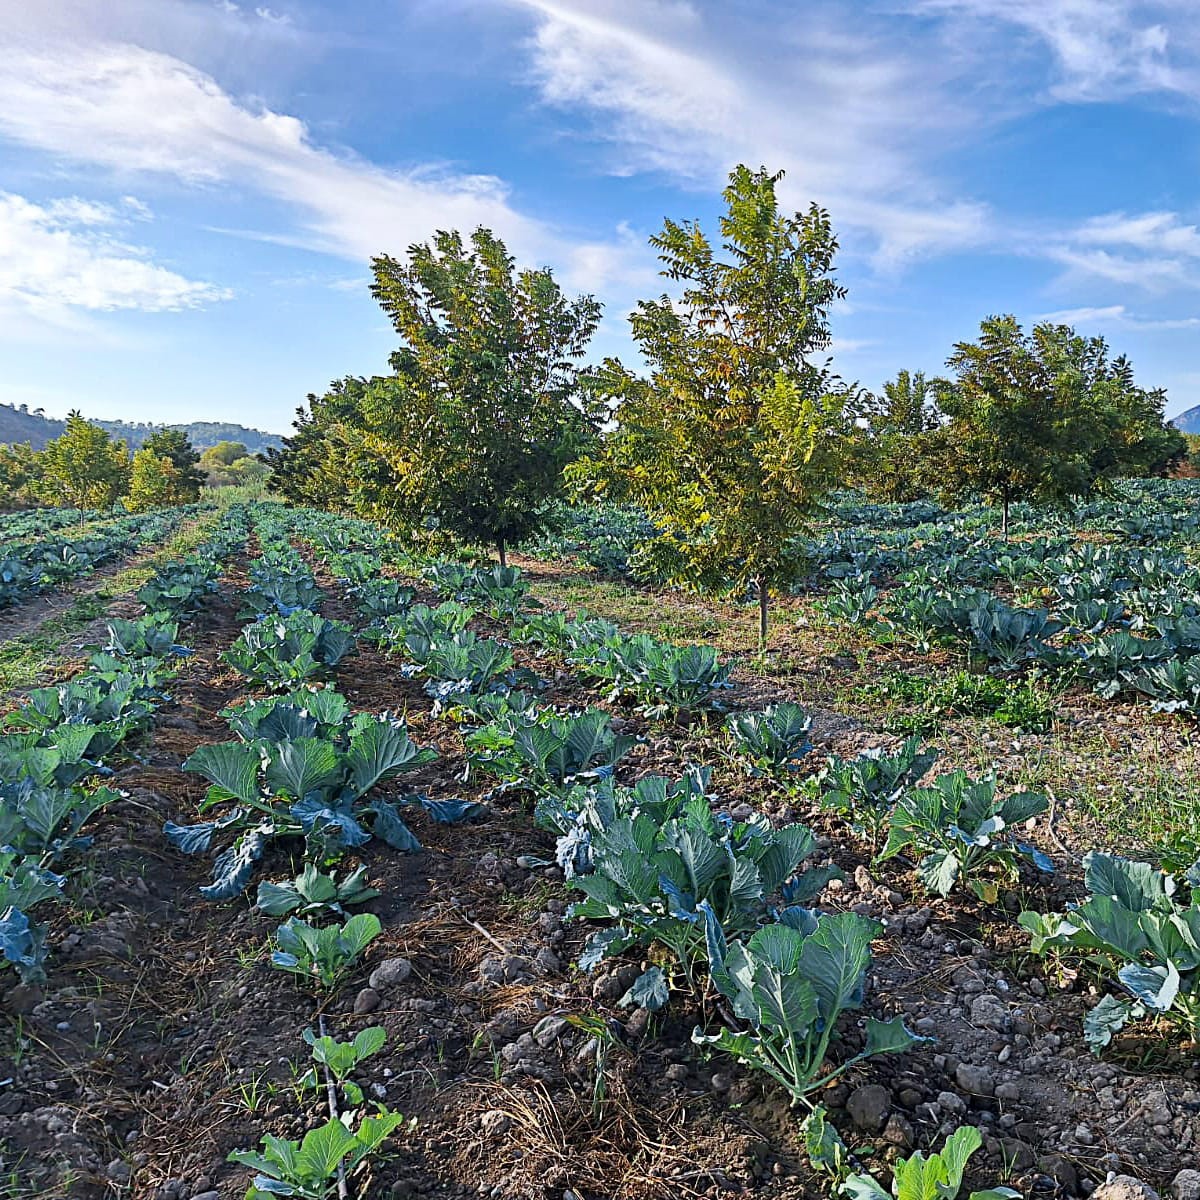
(572, 165, 864, 643)
(37, 412, 130, 512)
(931, 316, 1186, 531)
(269, 228, 602, 563)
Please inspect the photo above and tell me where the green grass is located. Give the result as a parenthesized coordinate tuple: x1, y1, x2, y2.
(851, 667, 1062, 734)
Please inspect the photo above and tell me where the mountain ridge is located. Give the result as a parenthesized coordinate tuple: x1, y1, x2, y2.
(0, 403, 284, 453)
(1172, 405, 1200, 435)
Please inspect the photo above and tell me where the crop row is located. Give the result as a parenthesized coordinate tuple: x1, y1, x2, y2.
(0, 503, 207, 611)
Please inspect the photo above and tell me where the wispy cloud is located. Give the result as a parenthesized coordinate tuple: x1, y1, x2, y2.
(910, 0, 1199, 102)
(1043, 210, 1200, 290)
(0, 192, 229, 324)
(508, 0, 996, 268)
(0, 36, 646, 298)
(1039, 303, 1200, 330)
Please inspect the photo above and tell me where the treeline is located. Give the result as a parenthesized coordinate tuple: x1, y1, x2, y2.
(0, 403, 284, 454)
(0, 413, 269, 511)
(267, 164, 1187, 642)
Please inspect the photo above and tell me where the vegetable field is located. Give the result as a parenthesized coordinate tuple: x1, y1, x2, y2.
(2, 488, 1199, 1200)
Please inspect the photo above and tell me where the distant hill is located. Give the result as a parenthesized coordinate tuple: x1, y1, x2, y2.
(1172, 405, 1200, 435)
(0, 403, 284, 453)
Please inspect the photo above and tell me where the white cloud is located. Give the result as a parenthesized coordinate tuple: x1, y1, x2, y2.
(1039, 303, 1200, 330)
(0, 192, 230, 323)
(1043, 210, 1200, 291)
(911, 0, 1200, 102)
(508, 0, 996, 267)
(0, 38, 640, 295)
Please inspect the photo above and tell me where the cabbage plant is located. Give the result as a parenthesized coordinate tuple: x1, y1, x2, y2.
(1020, 852, 1200, 1052)
(726, 702, 813, 777)
(693, 905, 923, 1104)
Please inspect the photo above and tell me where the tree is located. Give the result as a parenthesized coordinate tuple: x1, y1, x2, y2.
(0, 443, 43, 510)
(143, 429, 204, 501)
(37, 412, 130, 514)
(935, 316, 1186, 534)
(573, 165, 864, 646)
(265, 382, 367, 505)
(860, 370, 943, 502)
(127, 448, 181, 511)
(341, 227, 602, 564)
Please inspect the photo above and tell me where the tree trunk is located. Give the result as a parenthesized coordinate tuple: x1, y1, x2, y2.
(757, 577, 769, 650)
(497, 537, 507, 569)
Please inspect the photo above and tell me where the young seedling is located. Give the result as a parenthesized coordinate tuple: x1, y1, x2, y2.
(271, 913, 381, 991)
(299, 1025, 387, 1107)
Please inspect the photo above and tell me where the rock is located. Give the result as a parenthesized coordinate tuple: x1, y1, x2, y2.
(368, 958, 412, 990)
(995, 1081, 1021, 1103)
(532, 1016, 568, 1047)
(2, 984, 43, 1015)
(532, 947, 561, 976)
(847, 1084, 891, 1133)
(353, 988, 381, 1014)
(710, 1073, 731, 1093)
(1172, 1171, 1200, 1200)
(480, 1110, 512, 1139)
(1093, 1177, 1160, 1200)
(955, 1064, 995, 1097)
(883, 1114, 915, 1148)
(190, 1192, 221, 1200)
(970, 993, 1009, 1032)
(106, 1161, 131, 1185)
(936, 1090, 967, 1116)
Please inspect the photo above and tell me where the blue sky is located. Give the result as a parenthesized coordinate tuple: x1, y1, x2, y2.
(2, 0, 1200, 434)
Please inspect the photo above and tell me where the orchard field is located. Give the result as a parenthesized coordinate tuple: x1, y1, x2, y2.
(2, 484, 1199, 1200)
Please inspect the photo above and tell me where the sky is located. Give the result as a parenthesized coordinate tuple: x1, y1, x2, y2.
(2, 0, 1200, 435)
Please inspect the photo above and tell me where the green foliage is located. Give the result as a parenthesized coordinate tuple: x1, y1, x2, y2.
(229, 1108, 408, 1200)
(224, 612, 356, 688)
(256, 864, 380, 919)
(271, 912, 382, 991)
(1020, 852, 1200, 1050)
(860, 670, 1059, 734)
(726, 702, 813, 776)
(272, 230, 602, 560)
(299, 1025, 387, 1107)
(859, 370, 944, 503)
(694, 906, 923, 1103)
(36, 412, 130, 511)
(568, 799, 833, 983)
(933, 316, 1184, 532)
(878, 770, 1052, 899)
(840, 1125, 1019, 1200)
(572, 164, 864, 642)
(807, 737, 937, 842)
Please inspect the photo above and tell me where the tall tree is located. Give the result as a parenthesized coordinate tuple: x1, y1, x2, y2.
(346, 228, 602, 564)
(143, 429, 204, 501)
(860, 370, 943, 502)
(573, 165, 864, 645)
(935, 316, 1186, 533)
(265, 380, 368, 506)
(127, 448, 181, 511)
(37, 412, 130, 514)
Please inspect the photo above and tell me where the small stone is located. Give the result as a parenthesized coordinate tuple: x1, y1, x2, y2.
(882, 1114, 915, 1148)
(1092, 1177, 1160, 1200)
(190, 1192, 221, 1200)
(665, 1064, 688, 1083)
(353, 988, 381, 1014)
(368, 958, 412, 991)
(970, 993, 1009, 1032)
(955, 1064, 995, 1097)
(480, 1110, 512, 1139)
(936, 1090, 967, 1116)
(995, 1081, 1020, 1102)
(710, 1072, 731, 1093)
(107, 1162, 131, 1185)
(847, 1084, 891, 1133)
(532, 1016, 568, 1047)
(1172, 1170, 1200, 1200)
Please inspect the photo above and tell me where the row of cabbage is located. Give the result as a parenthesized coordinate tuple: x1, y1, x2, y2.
(162, 505, 1198, 1196)
(158, 506, 455, 1197)
(0, 504, 207, 610)
(0, 505, 249, 984)
(0, 506, 112, 540)
(296, 505, 1200, 1070)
